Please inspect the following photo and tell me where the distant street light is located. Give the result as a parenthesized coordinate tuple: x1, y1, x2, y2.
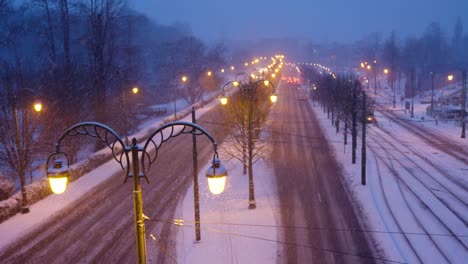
(46, 121, 227, 264)
(448, 74, 454, 81)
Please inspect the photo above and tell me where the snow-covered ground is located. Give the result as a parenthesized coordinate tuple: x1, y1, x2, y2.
(312, 77, 468, 263)
(171, 159, 281, 263)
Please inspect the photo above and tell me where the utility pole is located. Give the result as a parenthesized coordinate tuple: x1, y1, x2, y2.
(352, 83, 357, 164)
(411, 69, 414, 118)
(392, 71, 396, 109)
(430, 72, 435, 115)
(461, 69, 466, 138)
(361, 91, 367, 185)
(192, 107, 201, 240)
(247, 87, 256, 209)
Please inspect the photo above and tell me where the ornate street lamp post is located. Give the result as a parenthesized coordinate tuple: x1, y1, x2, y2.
(46, 121, 227, 264)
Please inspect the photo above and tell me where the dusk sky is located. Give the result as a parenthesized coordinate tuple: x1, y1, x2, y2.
(131, 0, 468, 43)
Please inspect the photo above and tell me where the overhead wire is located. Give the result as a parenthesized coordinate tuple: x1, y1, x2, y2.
(150, 218, 468, 238)
(151, 218, 407, 264)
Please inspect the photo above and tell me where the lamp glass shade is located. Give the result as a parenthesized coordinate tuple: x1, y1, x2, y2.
(47, 159, 69, 194)
(233, 81, 239, 87)
(132, 87, 139, 94)
(34, 102, 42, 112)
(206, 158, 228, 195)
(207, 176, 226, 195)
(263, 80, 269, 86)
(270, 94, 278, 103)
(49, 177, 68, 194)
(220, 96, 228, 105)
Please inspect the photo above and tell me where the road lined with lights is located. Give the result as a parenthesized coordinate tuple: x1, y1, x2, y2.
(267, 78, 377, 263)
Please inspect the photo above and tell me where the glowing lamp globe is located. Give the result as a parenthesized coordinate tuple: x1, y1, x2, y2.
(132, 87, 139, 94)
(220, 96, 228, 105)
(47, 159, 69, 194)
(263, 80, 269, 86)
(206, 158, 228, 195)
(270, 94, 278, 103)
(34, 101, 43, 112)
(233, 81, 239, 87)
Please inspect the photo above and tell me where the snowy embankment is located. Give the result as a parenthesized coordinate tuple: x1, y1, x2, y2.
(311, 98, 468, 263)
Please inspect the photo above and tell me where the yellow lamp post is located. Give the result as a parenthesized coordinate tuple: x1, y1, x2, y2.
(46, 121, 228, 264)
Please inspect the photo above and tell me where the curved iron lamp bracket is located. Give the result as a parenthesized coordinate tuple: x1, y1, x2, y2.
(54, 121, 129, 176)
(141, 121, 217, 175)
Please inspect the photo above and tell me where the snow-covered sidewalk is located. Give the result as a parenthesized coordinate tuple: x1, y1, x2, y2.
(173, 159, 281, 263)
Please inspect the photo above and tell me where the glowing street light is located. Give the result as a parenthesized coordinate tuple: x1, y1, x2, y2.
(448, 74, 454, 81)
(230, 66, 235, 71)
(383, 68, 389, 75)
(270, 93, 278, 103)
(132, 86, 139, 94)
(181, 76, 188, 82)
(207, 71, 212, 77)
(34, 101, 43, 112)
(220, 95, 228, 105)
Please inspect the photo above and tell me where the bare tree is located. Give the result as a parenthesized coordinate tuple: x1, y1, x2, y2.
(220, 79, 273, 209)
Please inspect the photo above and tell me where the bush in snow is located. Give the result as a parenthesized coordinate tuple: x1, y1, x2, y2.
(0, 178, 15, 201)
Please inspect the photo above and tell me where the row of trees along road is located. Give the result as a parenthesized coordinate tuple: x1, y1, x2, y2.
(301, 65, 372, 166)
(0, 0, 225, 213)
